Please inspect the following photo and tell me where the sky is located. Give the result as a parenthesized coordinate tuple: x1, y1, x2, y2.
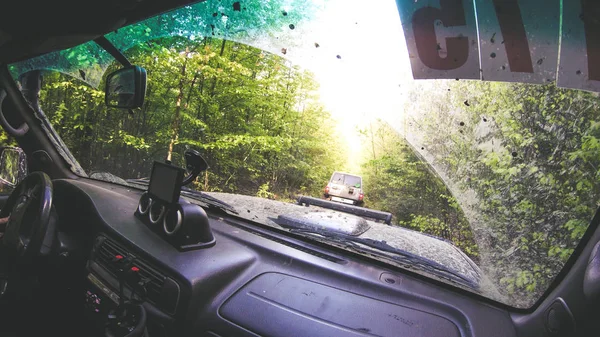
(280, 0, 415, 172)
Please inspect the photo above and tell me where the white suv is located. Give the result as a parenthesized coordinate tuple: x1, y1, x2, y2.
(323, 172, 364, 206)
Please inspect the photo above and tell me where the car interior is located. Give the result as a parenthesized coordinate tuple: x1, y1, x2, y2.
(0, 0, 600, 336)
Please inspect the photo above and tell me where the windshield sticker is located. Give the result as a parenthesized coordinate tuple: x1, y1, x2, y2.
(475, 0, 559, 84)
(556, 1, 600, 92)
(396, 0, 600, 92)
(395, 0, 481, 80)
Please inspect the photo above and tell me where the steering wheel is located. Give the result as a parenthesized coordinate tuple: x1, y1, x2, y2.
(0, 172, 53, 259)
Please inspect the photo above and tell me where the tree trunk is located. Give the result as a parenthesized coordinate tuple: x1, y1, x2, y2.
(204, 171, 209, 191)
(369, 121, 378, 174)
(185, 72, 199, 109)
(208, 39, 227, 98)
(167, 56, 188, 162)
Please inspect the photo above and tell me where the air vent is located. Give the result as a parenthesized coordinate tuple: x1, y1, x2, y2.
(94, 237, 167, 309)
(131, 259, 166, 303)
(95, 237, 128, 276)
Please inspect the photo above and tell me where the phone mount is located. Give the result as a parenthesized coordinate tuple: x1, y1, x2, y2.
(181, 149, 208, 187)
(135, 149, 214, 251)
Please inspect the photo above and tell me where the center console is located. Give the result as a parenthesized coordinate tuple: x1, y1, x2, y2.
(84, 273, 148, 337)
(84, 273, 121, 330)
(82, 159, 213, 336)
(84, 235, 180, 337)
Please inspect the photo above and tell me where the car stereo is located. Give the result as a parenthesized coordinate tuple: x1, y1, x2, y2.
(83, 273, 119, 331)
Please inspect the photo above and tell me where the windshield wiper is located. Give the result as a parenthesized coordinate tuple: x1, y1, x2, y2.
(179, 189, 238, 214)
(286, 227, 479, 289)
(125, 179, 238, 215)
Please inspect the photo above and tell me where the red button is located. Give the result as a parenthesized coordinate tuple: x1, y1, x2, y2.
(115, 255, 123, 260)
(131, 266, 140, 272)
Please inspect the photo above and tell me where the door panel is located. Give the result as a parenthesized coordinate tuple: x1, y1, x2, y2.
(0, 193, 9, 211)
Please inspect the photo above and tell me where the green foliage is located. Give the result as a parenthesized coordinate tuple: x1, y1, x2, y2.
(256, 182, 275, 199)
(404, 80, 600, 306)
(38, 37, 344, 200)
(0, 129, 16, 148)
(0, 128, 18, 193)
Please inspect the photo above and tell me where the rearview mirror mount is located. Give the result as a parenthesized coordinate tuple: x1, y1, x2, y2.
(105, 66, 147, 109)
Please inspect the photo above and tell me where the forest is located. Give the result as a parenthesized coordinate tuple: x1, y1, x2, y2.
(357, 120, 480, 261)
(396, 80, 600, 306)
(36, 37, 347, 199)
(31, 36, 479, 262)
(0, 31, 598, 307)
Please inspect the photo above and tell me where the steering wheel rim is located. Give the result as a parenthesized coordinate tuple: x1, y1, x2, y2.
(0, 172, 53, 258)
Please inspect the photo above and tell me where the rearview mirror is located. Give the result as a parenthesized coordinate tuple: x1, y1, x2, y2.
(105, 66, 147, 109)
(0, 147, 28, 189)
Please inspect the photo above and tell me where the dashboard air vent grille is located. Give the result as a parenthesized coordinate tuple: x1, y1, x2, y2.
(95, 238, 127, 275)
(131, 259, 166, 302)
(94, 237, 166, 307)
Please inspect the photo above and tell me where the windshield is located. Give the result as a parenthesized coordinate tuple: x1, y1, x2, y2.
(331, 173, 361, 187)
(9, 0, 600, 309)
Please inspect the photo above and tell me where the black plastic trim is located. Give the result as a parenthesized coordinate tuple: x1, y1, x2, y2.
(93, 36, 132, 67)
(297, 195, 393, 225)
(223, 217, 347, 265)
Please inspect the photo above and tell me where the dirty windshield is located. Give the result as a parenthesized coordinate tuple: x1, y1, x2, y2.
(8, 0, 600, 309)
(331, 173, 360, 187)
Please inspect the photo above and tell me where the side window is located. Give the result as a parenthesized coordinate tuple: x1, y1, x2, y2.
(0, 124, 19, 194)
(332, 173, 344, 184)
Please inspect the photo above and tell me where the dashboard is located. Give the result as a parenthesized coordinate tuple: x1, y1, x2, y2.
(51, 178, 517, 337)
